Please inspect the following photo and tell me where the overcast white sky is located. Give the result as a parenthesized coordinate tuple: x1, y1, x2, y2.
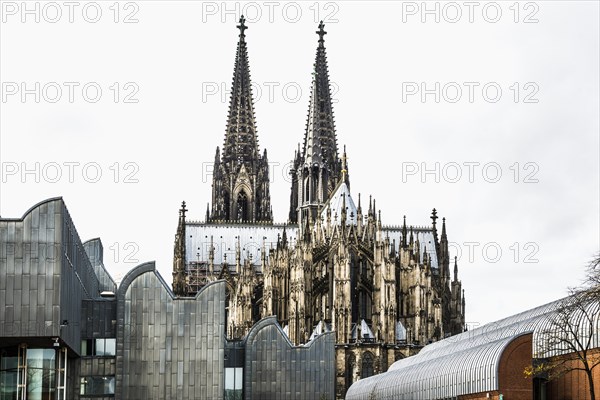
(1, 1, 598, 327)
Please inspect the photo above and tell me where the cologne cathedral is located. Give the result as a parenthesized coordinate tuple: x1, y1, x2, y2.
(172, 17, 466, 399)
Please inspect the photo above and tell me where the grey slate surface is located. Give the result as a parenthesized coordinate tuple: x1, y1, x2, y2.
(244, 316, 336, 400)
(115, 263, 226, 399)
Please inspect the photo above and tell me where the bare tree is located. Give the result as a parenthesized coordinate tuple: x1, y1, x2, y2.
(526, 254, 600, 400)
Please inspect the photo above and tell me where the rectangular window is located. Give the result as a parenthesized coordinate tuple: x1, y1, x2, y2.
(104, 338, 116, 356)
(80, 376, 115, 395)
(81, 339, 93, 356)
(81, 339, 116, 356)
(95, 339, 105, 356)
(224, 367, 243, 400)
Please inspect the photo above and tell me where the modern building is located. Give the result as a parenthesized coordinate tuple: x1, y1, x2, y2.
(345, 296, 600, 400)
(172, 18, 466, 399)
(0, 197, 336, 400)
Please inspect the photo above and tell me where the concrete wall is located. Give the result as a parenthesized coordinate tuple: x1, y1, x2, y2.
(115, 263, 226, 399)
(244, 316, 336, 400)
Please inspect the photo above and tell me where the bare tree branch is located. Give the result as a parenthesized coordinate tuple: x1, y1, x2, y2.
(529, 253, 600, 400)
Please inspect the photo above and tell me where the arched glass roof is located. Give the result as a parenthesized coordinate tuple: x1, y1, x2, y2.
(347, 296, 599, 400)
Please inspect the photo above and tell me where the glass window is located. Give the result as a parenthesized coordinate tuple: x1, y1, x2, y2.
(80, 376, 115, 395)
(81, 338, 116, 356)
(361, 352, 374, 379)
(224, 367, 243, 400)
(0, 347, 19, 400)
(104, 339, 116, 356)
(81, 339, 93, 356)
(26, 349, 57, 400)
(95, 339, 105, 356)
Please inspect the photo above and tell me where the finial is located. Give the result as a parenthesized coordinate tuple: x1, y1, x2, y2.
(441, 217, 447, 238)
(341, 145, 348, 178)
(454, 256, 458, 280)
(316, 21, 327, 44)
(237, 15, 248, 38)
(431, 208, 438, 225)
(180, 201, 188, 218)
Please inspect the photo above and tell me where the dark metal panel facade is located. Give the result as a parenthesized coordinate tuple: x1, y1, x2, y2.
(80, 299, 117, 339)
(1, 198, 341, 400)
(244, 317, 336, 400)
(0, 198, 63, 339)
(115, 264, 226, 399)
(60, 201, 102, 352)
(83, 238, 117, 293)
(0, 198, 110, 399)
(0, 198, 103, 349)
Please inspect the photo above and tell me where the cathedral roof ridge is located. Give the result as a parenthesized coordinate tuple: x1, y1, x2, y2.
(383, 224, 432, 231)
(186, 220, 298, 229)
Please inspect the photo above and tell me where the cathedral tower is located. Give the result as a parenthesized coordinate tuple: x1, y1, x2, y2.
(289, 22, 347, 225)
(173, 20, 466, 399)
(209, 16, 272, 224)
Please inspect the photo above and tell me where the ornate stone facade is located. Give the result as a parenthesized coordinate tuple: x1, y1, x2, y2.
(173, 17, 466, 399)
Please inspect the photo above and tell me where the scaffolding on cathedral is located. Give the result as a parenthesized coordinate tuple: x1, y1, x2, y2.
(185, 261, 210, 295)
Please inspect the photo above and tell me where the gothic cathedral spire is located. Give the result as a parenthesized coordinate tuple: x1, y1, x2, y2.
(289, 21, 342, 224)
(209, 16, 272, 224)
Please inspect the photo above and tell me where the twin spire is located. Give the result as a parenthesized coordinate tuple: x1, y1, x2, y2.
(302, 20, 338, 172)
(222, 16, 338, 172)
(209, 16, 272, 223)
(222, 17, 342, 226)
(210, 17, 335, 224)
(222, 15, 259, 169)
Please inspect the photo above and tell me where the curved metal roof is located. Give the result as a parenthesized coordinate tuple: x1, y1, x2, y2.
(533, 295, 600, 359)
(346, 298, 567, 400)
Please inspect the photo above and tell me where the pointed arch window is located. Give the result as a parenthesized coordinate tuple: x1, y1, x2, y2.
(223, 191, 230, 221)
(236, 191, 249, 222)
(304, 177, 310, 203)
(361, 352, 374, 379)
(345, 354, 356, 390)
